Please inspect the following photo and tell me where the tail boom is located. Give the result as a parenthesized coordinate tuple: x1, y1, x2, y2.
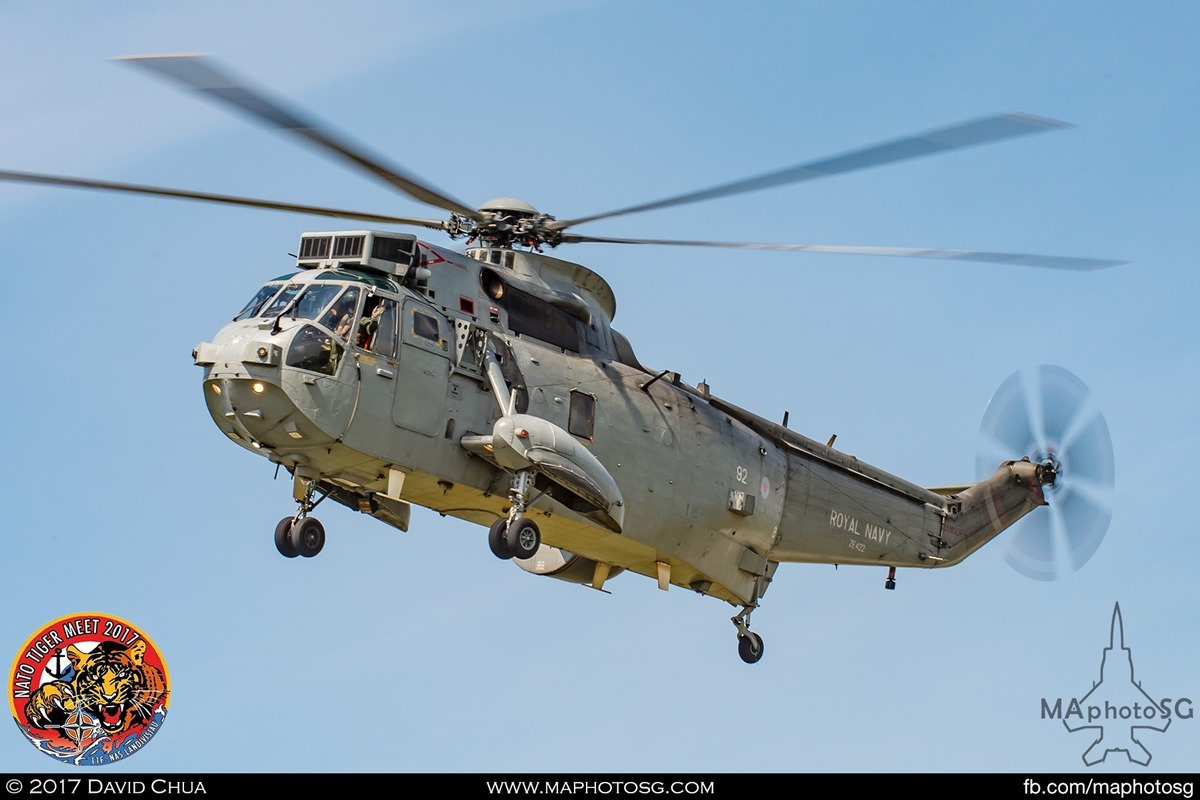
(933, 458, 1052, 567)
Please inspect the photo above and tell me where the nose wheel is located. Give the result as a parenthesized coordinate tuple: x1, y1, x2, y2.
(274, 478, 327, 558)
(274, 516, 326, 558)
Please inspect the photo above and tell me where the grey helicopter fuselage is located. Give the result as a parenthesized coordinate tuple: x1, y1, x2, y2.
(194, 228, 1053, 611)
(0, 53, 1114, 665)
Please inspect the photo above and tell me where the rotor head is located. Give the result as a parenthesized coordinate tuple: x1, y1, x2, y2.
(447, 197, 562, 250)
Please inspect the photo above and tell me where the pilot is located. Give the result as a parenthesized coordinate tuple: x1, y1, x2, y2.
(320, 289, 360, 342)
(357, 301, 386, 349)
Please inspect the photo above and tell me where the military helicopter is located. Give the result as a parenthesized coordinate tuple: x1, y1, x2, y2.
(0, 55, 1121, 663)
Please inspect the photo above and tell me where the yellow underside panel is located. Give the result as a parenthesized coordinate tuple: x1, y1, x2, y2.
(397, 470, 740, 604)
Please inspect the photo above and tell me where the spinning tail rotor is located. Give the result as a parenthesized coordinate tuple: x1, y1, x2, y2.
(976, 365, 1115, 581)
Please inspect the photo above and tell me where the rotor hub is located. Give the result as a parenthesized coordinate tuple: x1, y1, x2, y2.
(447, 198, 563, 250)
(1035, 452, 1061, 488)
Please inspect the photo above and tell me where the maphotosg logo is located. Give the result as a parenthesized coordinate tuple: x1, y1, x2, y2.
(8, 612, 170, 765)
(1039, 602, 1192, 767)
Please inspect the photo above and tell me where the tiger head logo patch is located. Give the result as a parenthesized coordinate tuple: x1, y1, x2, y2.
(8, 613, 170, 765)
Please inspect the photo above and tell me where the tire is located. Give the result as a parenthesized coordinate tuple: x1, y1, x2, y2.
(275, 517, 299, 558)
(289, 517, 326, 558)
(738, 632, 764, 664)
(504, 517, 541, 560)
(488, 518, 513, 560)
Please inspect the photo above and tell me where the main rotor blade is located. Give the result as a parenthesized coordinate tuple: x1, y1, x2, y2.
(0, 169, 449, 230)
(116, 54, 480, 221)
(559, 234, 1125, 270)
(550, 113, 1068, 231)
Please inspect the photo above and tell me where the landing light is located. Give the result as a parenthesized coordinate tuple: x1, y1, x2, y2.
(211, 384, 222, 395)
(251, 382, 266, 395)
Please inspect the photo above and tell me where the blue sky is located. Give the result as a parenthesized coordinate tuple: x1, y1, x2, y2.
(2, 0, 1197, 774)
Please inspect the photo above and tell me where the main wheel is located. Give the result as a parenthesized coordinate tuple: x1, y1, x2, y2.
(289, 517, 326, 558)
(738, 632, 764, 664)
(488, 518, 514, 560)
(504, 517, 541, 560)
(274, 517, 299, 558)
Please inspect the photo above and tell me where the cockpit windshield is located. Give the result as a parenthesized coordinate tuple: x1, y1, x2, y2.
(261, 284, 303, 318)
(233, 283, 284, 321)
(291, 284, 343, 321)
(237, 281, 350, 323)
(234, 268, 403, 323)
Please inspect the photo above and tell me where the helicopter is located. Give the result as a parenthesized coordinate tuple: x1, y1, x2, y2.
(0, 54, 1121, 664)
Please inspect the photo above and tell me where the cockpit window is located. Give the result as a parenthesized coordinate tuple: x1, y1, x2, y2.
(286, 324, 343, 376)
(261, 283, 304, 318)
(364, 297, 399, 359)
(256, 282, 346, 322)
(291, 283, 343, 322)
(233, 283, 284, 321)
(319, 287, 361, 342)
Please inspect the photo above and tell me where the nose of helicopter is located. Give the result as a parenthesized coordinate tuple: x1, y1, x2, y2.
(194, 324, 334, 453)
(202, 376, 297, 450)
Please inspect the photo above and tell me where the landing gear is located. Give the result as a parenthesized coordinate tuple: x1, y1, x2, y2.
(275, 517, 299, 558)
(486, 516, 541, 561)
(737, 631, 764, 664)
(487, 468, 541, 561)
(274, 516, 326, 558)
(274, 477, 327, 558)
(731, 605, 765, 665)
(885, 566, 897, 590)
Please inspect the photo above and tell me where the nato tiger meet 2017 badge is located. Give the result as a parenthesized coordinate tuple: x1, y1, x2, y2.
(8, 613, 170, 765)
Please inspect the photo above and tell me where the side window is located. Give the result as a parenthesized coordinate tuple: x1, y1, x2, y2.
(366, 298, 399, 359)
(285, 325, 343, 376)
(412, 308, 441, 343)
(355, 295, 383, 350)
(568, 390, 596, 440)
(319, 287, 361, 342)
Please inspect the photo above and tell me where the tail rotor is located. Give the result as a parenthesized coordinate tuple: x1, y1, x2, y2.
(976, 365, 1115, 581)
